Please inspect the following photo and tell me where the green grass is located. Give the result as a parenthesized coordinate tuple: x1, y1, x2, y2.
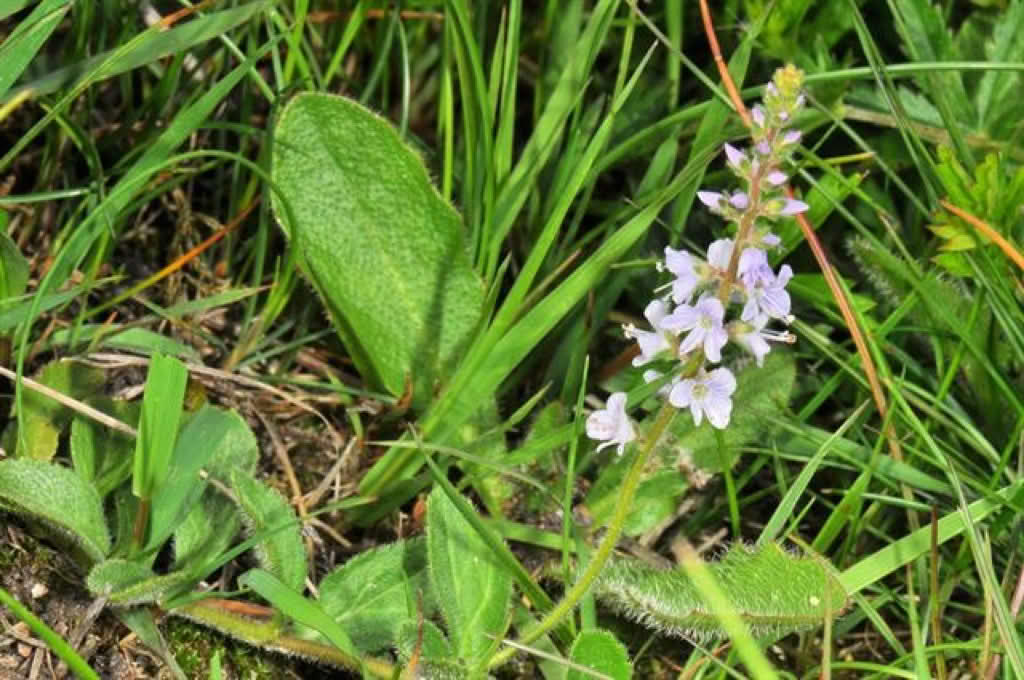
(1, 1, 1024, 678)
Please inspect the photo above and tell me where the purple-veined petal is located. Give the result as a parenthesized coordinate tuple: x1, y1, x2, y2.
(738, 247, 768, 281)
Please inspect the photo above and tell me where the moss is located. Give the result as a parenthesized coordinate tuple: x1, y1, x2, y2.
(164, 618, 289, 679)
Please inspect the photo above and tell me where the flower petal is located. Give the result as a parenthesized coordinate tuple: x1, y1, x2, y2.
(780, 199, 809, 216)
(697, 191, 723, 209)
(724, 143, 745, 168)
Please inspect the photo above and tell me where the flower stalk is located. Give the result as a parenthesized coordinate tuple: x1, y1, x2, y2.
(489, 399, 678, 670)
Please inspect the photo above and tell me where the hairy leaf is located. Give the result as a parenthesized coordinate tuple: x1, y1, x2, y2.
(395, 619, 455, 666)
(70, 398, 139, 498)
(427, 486, 511, 664)
(0, 459, 110, 562)
(230, 469, 307, 593)
(595, 542, 847, 641)
(568, 629, 631, 680)
(86, 558, 194, 606)
(271, 93, 485, 410)
(172, 493, 240, 578)
(318, 537, 430, 653)
(147, 405, 258, 552)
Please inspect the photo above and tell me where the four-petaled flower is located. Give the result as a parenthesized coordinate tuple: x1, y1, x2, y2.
(668, 368, 737, 429)
(586, 392, 636, 455)
(740, 249, 794, 323)
(661, 295, 729, 363)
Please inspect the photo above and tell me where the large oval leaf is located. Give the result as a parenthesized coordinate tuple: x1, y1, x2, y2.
(272, 93, 485, 409)
(0, 458, 109, 562)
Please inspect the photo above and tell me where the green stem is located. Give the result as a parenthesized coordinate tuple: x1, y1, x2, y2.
(487, 400, 678, 670)
(0, 586, 100, 680)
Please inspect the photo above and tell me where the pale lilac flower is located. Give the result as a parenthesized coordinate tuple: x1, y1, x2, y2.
(783, 129, 801, 145)
(586, 392, 635, 455)
(765, 170, 787, 186)
(742, 263, 794, 323)
(755, 139, 771, 156)
(624, 299, 673, 366)
(697, 190, 724, 210)
(669, 367, 737, 429)
(729, 317, 795, 366)
(724, 143, 745, 169)
(761, 233, 781, 247)
(729, 192, 750, 210)
(751, 105, 766, 128)
(664, 247, 698, 303)
(780, 198, 808, 216)
(738, 247, 769, 281)
(661, 296, 728, 363)
(706, 238, 734, 272)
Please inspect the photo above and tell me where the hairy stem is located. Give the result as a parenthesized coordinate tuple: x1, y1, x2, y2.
(487, 400, 677, 670)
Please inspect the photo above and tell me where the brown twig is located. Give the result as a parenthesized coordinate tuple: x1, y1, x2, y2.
(0, 364, 137, 437)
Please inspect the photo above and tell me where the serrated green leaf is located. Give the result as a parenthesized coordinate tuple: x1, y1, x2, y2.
(271, 93, 485, 410)
(230, 469, 307, 593)
(567, 629, 632, 680)
(1, 359, 105, 460)
(86, 558, 194, 606)
(0, 458, 109, 562)
(318, 537, 430, 653)
(0, 229, 29, 302)
(426, 486, 511, 664)
(596, 542, 846, 641)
